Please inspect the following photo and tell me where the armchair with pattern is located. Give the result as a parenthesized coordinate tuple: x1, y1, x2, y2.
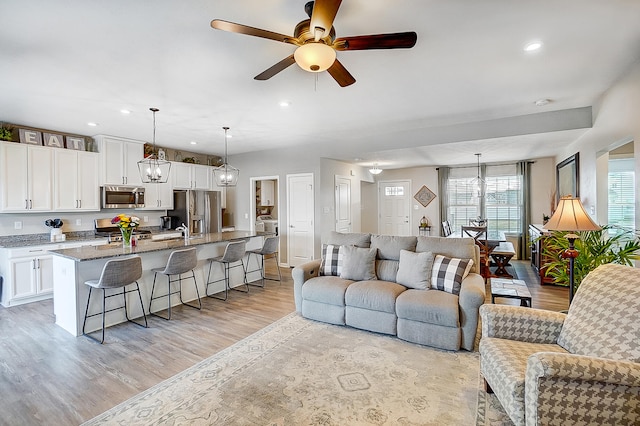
(479, 263, 640, 426)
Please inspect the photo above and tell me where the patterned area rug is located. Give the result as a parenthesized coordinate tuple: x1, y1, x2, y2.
(84, 312, 510, 425)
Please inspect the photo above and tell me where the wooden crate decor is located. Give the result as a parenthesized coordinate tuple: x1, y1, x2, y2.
(65, 136, 86, 151)
(43, 132, 65, 148)
(19, 129, 43, 145)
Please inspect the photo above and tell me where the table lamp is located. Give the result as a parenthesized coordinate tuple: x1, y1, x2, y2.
(544, 196, 601, 303)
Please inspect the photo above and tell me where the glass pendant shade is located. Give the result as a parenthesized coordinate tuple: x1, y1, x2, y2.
(213, 126, 239, 187)
(294, 42, 336, 72)
(469, 153, 485, 203)
(138, 108, 171, 184)
(369, 164, 383, 175)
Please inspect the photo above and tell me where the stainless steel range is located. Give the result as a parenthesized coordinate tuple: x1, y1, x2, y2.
(94, 218, 152, 242)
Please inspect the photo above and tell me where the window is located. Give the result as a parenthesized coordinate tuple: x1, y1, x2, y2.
(445, 164, 522, 234)
(608, 158, 635, 233)
(384, 186, 405, 196)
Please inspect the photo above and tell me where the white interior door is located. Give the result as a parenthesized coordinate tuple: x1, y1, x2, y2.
(287, 173, 314, 267)
(335, 175, 352, 233)
(378, 180, 411, 236)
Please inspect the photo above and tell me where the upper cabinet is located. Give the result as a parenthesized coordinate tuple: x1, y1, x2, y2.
(139, 182, 173, 210)
(260, 180, 275, 206)
(53, 150, 100, 211)
(96, 136, 144, 186)
(172, 162, 210, 190)
(0, 142, 53, 212)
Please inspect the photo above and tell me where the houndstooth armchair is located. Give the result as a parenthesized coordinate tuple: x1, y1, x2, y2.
(479, 263, 640, 426)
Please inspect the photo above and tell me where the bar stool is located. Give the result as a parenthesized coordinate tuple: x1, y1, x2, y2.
(82, 256, 147, 344)
(149, 247, 202, 320)
(245, 236, 281, 288)
(206, 240, 248, 300)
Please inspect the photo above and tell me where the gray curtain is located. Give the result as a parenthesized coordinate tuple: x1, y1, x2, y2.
(437, 167, 450, 236)
(517, 161, 532, 259)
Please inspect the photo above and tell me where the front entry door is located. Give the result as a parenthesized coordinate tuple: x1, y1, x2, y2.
(287, 173, 314, 267)
(378, 180, 411, 236)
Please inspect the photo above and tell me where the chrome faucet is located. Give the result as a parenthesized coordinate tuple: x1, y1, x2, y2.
(176, 223, 189, 241)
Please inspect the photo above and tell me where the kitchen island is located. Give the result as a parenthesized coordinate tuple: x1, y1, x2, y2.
(50, 231, 268, 337)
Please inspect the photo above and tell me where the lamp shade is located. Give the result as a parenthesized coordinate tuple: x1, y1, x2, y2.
(545, 196, 601, 232)
(138, 107, 171, 184)
(369, 164, 382, 175)
(294, 42, 336, 72)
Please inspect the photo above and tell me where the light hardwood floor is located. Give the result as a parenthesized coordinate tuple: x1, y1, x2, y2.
(0, 260, 567, 425)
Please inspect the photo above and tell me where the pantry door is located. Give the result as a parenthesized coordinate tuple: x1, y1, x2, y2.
(287, 173, 315, 267)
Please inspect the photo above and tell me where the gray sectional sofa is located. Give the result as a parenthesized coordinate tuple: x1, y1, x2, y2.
(292, 231, 486, 351)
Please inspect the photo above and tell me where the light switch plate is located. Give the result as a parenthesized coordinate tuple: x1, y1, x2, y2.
(14, 221, 22, 229)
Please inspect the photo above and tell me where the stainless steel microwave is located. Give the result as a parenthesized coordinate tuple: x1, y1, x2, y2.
(101, 186, 145, 209)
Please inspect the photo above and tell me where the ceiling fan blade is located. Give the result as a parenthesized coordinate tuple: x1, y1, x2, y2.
(334, 32, 417, 50)
(309, 0, 342, 39)
(327, 59, 355, 87)
(254, 55, 297, 80)
(211, 19, 297, 45)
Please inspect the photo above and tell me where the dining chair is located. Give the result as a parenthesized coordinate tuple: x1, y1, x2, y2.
(461, 225, 491, 280)
(442, 220, 452, 237)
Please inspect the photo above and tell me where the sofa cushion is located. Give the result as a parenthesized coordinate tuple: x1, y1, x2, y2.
(376, 259, 399, 282)
(327, 231, 371, 248)
(416, 236, 479, 274)
(340, 246, 377, 281)
(396, 250, 434, 290)
(431, 255, 473, 295)
(320, 244, 343, 276)
(396, 289, 460, 327)
(345, 280, 406, 314)
(370, 235, 417, 260)
(302, 276, 354, 306)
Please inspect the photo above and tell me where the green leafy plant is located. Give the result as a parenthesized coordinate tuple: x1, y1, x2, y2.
(0, 123, 14, 141)
(541, 224, 640, 294)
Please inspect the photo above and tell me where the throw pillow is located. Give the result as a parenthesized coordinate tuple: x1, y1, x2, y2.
(430, 255, 474, 295)
(396, 250, 435, 290)
(340, 246, 377, 281)
(320, 244, 343, 276)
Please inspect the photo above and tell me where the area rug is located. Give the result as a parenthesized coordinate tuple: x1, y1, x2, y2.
(84, 312, 510, 425)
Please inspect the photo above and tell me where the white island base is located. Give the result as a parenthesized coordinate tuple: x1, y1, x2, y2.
(51, 233, 264, 336)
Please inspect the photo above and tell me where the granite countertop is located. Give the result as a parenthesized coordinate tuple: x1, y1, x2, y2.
(0, 235, 109, 249)
(49, 230, 269, 262)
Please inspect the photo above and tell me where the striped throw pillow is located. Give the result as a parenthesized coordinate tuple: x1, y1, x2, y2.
(430, 255, 473, 295)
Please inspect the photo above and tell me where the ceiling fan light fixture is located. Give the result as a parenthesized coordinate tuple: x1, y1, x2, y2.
(213, 126, 240, 187)
(294, 42, 336, 72)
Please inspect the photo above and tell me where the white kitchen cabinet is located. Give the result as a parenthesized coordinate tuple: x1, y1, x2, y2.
(0, 240, 108, 307)
(0, 142, 53, 212)
(139, 181, 173, 210)
(173, 162, 210, 190)
(97, 136, 144, 186)
(54, 149, 100, 211)
(260, 180, 275, 206)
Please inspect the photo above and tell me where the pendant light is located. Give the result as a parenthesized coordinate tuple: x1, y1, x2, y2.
(138, 108, 171, 184)
(213, 126, 239, 187)
(469, 153, 485, 202)
(369, 163, 383, 175)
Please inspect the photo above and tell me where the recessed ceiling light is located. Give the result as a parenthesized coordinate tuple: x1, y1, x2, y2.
(87, 122, 98, 127)
(279, 101, 290, 107)
(535, 98, 551, 106)
(190, 141, 197, 145)
(524, 41, 542, 52)
(120, 109, 131, 115)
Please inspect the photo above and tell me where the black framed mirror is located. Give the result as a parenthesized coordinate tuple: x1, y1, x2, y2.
(556, 153, 579, 202)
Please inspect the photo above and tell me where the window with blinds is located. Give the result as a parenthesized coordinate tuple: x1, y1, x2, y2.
(608, 158, 635, 233)
(445, 164, 522, 234)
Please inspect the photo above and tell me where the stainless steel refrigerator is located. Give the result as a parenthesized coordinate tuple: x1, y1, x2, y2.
(168, 190, 222, 235)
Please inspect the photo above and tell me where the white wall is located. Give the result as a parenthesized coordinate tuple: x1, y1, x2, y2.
(530, 157, 556, 225)
(556, 60, 640, 225)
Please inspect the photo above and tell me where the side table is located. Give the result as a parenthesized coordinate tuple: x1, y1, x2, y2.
(490, 278, 532, 307)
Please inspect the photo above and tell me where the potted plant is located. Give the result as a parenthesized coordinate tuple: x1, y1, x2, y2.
(0, 123, 14, 141)
(541, 224, 640, 294)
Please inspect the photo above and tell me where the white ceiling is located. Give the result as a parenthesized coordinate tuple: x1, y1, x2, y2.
(2, 0, 640, 169)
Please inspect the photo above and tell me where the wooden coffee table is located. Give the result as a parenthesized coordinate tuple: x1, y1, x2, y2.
(490, 278, 532, 307)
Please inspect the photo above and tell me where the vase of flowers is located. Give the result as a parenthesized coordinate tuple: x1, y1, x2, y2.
(111, 214, 140, 248)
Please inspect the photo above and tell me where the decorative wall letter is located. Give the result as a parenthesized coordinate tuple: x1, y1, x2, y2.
(43, 132, 65, 148)
(65, 136, 86, 151)
(19, 129, 43, 145)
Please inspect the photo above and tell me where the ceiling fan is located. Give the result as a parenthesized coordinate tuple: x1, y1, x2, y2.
(211, 0, 417, 87)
